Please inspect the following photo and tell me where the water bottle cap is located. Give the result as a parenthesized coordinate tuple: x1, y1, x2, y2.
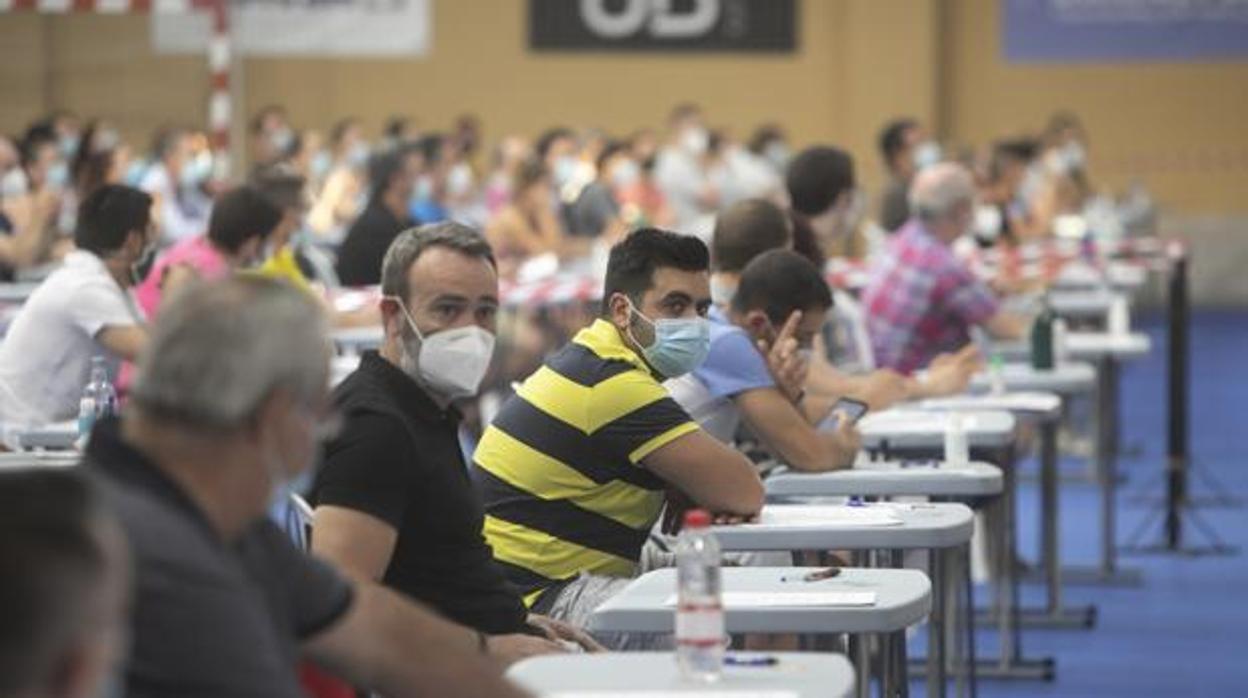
(683, 509, 711, 528)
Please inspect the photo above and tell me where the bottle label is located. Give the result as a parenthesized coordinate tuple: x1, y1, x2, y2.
(78, 398, 96, 438)
(675, 602, 724, 646)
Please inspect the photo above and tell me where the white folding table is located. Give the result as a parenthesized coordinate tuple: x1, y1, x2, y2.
(591, 567, 930, 698)
(508, 651, 857, 698)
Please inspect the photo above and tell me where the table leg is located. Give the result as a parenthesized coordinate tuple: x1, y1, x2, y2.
(999, 454, 1018, 669)
(1052, 356, 1143, 586)
(1015, 420, 1097, 628)
(892, 628, 910, 698)
(852, 633, 871, 698)
(965, 449, 1056, 680)
(886, 549, 909, 698)
(962, 543, 977, 698)
(927, 548, 947, 698)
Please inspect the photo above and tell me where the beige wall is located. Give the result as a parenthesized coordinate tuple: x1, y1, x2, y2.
(2, 0, 1246, 213)
(944, 0, 1248, 214)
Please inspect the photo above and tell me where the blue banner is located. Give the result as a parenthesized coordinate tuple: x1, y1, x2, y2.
(1004, 0, 1248, 63)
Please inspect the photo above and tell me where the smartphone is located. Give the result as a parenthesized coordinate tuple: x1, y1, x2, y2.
(819, 397, 869, 431)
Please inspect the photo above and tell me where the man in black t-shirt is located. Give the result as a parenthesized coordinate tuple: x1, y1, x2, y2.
(335, 145, 419, 286)
(87, 276, 527, 698)
(312, 223, 600, 662)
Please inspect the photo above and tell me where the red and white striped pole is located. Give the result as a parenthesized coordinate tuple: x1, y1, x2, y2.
(1, 0, 234, 180)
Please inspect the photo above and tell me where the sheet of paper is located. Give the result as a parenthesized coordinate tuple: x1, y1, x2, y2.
(861, 411, 980, 432)
(664, 591, 877, 608)
(549, 692, 799, 698)
(753, 505, 903, 527)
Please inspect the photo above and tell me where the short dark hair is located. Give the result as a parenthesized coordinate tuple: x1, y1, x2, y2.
(149, 126, 189, 161)
(989, 138, 1039, 181)
(669, 103, 702, 125)
(381, 222, 497, 303)
(879, 118, 918, 168)
(535, 127, 574, 161)
(602, 228, 709, 314)
(248, 104, 286, 135)
(747, 123, 785, 155)
(70, 121, 121, 200)
(74, 184, 152, 255)
(19, 124, 56, 168)
(367, 144, 417, 201)
(786, 146, 855, 217)
(250, 166, 306, 212)
(0, 469, 113, 696)
(711, 198, 791, 273)
(732, 249, 833, 326)
(384, 116, 413, 141)
(595, 139, 629, 173)
(206, 186, 283, 254)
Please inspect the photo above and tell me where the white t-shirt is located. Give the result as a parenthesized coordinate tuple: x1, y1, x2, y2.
(0, 251, 142, 428)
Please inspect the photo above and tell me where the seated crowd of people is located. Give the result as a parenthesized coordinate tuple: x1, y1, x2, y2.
(0, 103, 1128, 697)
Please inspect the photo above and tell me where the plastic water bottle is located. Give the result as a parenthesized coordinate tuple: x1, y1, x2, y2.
(78, 357, 117, 440)
(675, 509, 724, 682)
(1052, 318, 1069, 367)
(988, 355, 1007, 396)
(1108, 296, 1130, 336)
(944, 413, 970, 468)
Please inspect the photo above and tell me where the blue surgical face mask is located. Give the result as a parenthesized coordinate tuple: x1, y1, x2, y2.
(346, 142, 370, 169)
(0, 167, 27, 199)
(46, 161, 70, 190)
(60, 134, 79, 159)
(553, 155, 578, 187)
(309, 150, 332, 181)
(180, 152, 212, 188)
(610, 158, 641, 189)
(269, 127, 294, 154)
(626, 299, 710, 378)
(913, 141, 942, 171)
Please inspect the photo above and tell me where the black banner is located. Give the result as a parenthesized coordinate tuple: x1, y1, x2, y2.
(529, 0, 797, 53)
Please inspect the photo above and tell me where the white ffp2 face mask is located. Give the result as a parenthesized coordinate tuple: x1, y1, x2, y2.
(388, 296, 496, 400)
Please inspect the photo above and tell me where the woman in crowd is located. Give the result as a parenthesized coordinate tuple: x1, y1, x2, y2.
(306, 117, 368, 246)
(484, 158, 563, 280)
(0, 134, 62, 279)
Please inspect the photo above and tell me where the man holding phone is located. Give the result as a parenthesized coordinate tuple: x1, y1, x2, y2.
(667, 249, 862, 471)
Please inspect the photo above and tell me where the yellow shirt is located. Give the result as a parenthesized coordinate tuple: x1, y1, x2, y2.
(474, 319, 698, 604)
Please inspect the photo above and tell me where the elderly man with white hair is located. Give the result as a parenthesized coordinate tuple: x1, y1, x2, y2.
(862, 162, 1029, 374)
(83, 276, 529, 698)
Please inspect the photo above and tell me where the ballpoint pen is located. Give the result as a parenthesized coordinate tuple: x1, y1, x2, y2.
(780, 567, 841, 582)
(724, 656, 780, 667)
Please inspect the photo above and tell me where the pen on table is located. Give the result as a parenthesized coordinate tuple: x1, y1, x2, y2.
(780, 567, 841, 582)
(724, 656, 779, 667)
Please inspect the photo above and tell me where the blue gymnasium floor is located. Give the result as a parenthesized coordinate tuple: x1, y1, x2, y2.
(912, 310, 1248, 697)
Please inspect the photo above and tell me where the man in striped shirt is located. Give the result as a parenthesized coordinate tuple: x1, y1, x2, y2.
(474, 228, 765, 642)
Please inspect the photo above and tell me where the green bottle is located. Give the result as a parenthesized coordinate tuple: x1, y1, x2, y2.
(1030, 299, 1055, 370)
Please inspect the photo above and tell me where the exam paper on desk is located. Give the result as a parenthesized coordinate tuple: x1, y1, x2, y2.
(751, 505, 904, 527)
(664, 591, 878, 608)
(550, 693, 799, 698)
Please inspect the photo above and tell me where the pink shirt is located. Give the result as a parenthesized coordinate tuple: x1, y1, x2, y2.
(135, 235, 229, 319)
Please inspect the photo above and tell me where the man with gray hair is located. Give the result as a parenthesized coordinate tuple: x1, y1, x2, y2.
(862, 162, 1029, 373)
(311, 222, 598, 663)
(84, 275, 529, 697)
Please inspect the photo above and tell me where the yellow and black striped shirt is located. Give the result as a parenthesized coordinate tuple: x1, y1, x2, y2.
(475, 319, 699, 605)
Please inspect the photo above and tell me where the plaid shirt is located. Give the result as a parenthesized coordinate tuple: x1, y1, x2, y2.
(862, 220, 999, 374)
